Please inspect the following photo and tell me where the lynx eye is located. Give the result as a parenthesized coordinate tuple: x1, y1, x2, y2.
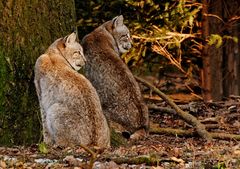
(73, 51, 81, 59)
(120, 34, 128, 39)
(73, 51, 81, 55)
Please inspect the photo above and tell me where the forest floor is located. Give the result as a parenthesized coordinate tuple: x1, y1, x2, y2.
(0, 75, 240, 169)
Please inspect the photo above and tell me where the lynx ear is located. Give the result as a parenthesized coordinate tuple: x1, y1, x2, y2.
(64, 32, 77, 46)
(112, 15, 124, 28)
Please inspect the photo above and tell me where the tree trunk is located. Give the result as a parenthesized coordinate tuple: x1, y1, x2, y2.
(0, 0, 76, 145)
(202, 0, 240, 101)
(201, 0, 223, 101)
(201, 0, 212, 101)
(222, 0, 240, 97)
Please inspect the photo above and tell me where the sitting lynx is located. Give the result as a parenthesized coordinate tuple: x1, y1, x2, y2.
(34, 32, 110, 148)
(82, 15, 149, 139)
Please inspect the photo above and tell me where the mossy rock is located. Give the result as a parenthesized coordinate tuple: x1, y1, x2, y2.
(110, 129, 128, 148)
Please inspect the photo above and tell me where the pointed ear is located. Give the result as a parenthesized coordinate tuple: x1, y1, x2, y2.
(64, 32, 77, 46)
(112, 15, 124, 28)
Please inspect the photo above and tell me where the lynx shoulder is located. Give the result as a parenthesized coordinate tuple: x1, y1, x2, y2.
(82, 16, 149, 139)
(34, 32, 110, 148)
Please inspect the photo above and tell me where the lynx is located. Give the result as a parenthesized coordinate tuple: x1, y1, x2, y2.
(34, 32, 110, 148)
(82, 15, 149, 139)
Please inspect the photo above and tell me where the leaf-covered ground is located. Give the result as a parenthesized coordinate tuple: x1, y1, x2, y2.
(1, 97, 239, 169)
(1, 75, 240, 169)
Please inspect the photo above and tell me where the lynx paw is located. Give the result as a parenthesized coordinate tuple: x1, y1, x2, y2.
(130, 129, 147, 141)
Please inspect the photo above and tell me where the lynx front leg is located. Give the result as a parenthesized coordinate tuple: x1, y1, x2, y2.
(41, 109, 54, 145)
(42, 123, 53, 145)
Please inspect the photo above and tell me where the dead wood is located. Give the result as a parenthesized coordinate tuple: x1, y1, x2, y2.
(150, 123, 240, 141)
(100, 154, 183, 166)
(200, 117, 219, 123)
(148, 104, 177, 115)
(149, 103, 200, 115)
(210, 132, 240, 140)
(135, 76, 212, 141)
(229, 95, 240, 99)
(150, 123, 195, 137)
(204, 124, 220, 129)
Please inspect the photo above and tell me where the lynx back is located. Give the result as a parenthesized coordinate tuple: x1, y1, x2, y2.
(34, 32, 110, 148)
(82, 16, 149, 140)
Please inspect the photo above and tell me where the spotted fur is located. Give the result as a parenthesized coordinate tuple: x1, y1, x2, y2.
(34, 32, 110, 148)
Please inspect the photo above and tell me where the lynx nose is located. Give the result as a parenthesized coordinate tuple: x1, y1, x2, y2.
(128, 36, 133, 44)
(127, 33, 132, 44)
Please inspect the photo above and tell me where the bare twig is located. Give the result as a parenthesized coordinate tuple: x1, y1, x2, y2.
(152, 43, 186, 74)
(203, 13, 225, 23)
(78, 144, 97, 169)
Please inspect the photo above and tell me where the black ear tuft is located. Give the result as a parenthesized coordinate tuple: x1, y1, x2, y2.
(72, 27, 77, 34)
(72, 27, 79, 42)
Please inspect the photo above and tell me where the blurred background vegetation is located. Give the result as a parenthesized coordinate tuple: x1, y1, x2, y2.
(76, 0, 240, 100)
(0, 0, 76, 145)
(76, 0, 202, 76)
(0, 0, 239, 145)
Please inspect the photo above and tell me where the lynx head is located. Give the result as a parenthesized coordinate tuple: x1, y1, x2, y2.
(62, 32, 86, 71)
(111, 15, 132, 55)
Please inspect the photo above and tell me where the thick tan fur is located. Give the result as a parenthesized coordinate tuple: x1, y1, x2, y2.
(82, 16, 149, 139)
(34, 32, 110, 148)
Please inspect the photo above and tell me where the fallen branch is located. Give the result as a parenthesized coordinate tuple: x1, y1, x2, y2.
(210, 132, 240, 140)
(135, 76, 212, 141)
(148, 104, 198, 115)
(150, 123, 240, 140)
(150, 124, 195, 137)
(204, 124, 219, 130)
(148, 104, 177, 115)
(100, 154, 184, 166)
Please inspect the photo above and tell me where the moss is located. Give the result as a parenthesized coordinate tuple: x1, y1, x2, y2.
(110, 129, 128, 147)
(0, 0, 76, 146)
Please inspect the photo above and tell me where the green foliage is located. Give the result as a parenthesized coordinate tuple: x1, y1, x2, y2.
(75, 0, 125, 38)
(232, 36, 239, 43)
(208, 34, 238, 48)
(0, 50, 14, 144)
(123, 0, 202, 76)
(110, 129, 127, 147)
(208, 34, 223, 48)
(212, 162, 226, 169)
(75, 0, 203, 77)
(38, 142, 48, 154)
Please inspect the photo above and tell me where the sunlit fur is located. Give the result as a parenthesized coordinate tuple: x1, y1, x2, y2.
(34, 32, 110, 148)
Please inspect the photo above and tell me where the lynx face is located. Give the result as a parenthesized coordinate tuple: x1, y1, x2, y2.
(112, 15, 132, 54)
(63, 33, 86, 71)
